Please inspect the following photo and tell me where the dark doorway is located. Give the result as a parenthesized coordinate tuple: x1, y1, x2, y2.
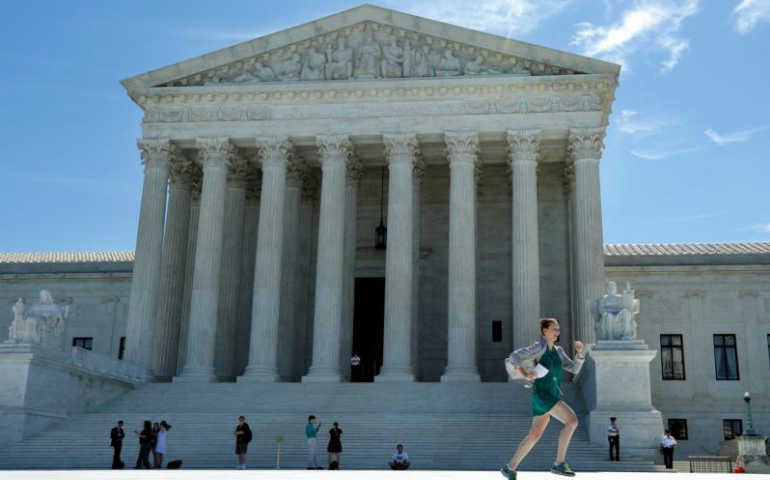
(351, 277, 385, 382)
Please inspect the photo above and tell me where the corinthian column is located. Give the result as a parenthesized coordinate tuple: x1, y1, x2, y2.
(277, 157, 307, 381)
(214, 155, 249, 381)
(152, 152, 198, 380)
(235, 168, 260, 376)
(125, 139, 172, 373)
(177, 138, 236, 382)
(303, 135, 352, 382)
(568, 128, 606, 344)
(340, 157, 362, 380)
(241, 136, 292, 382)
(176, 183, 201, 376)
(377, 134, 419, 382)
(442, 132, 481, 382)
(508, 130, 542, 348)
(412, 159, 426, 379)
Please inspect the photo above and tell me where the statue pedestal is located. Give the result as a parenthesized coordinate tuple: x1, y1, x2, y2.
(576, 343, 664, 458)
(737, 435, 770, 473)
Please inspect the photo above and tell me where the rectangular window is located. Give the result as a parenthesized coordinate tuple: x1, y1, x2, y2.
(660, 334, 686, 380)
(713, 334, 740, 380)
(72, 337, 93, 351)
(492, 321, 503, 343)
(723, 419, 743, 440)
(668, 419, 688, 440)
(118, 337, 126, 360)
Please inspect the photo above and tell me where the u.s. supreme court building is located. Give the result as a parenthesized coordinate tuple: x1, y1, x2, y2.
(1, 5, 768, 470)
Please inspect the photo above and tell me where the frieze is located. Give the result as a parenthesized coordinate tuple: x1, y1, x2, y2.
(157, 21, 581, 88)
(144, 93, 602, 125)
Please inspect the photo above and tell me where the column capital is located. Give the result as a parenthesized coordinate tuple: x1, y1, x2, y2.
(317, 135, 353, 165)
(507, 129, 541, 164)
(197, 137, 238, 169)
(226, 155, 251, 188)
(444, 131, 479, 165)
(346, 156, 364, 184)
(568, 127, 605, 162)
(413, 157, 427, 186)
(168, 150, 200, 188)
(137, 138, 177, 171)
(302, 170, 320, 203)
(255, 136, 293, 169)
(562, 161, 575, 196)
(383, 133, 420, 165)
(286, 156, 308, 188)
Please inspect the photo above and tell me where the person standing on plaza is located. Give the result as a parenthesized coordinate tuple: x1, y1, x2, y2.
(110, 420, 125, 469)
(133, 421, 152, 469)
(660, 429, 677, 469)
(306, 415, 322, 469)
(234, 416, 252, 470)
(154, 421, 171, 468)
(501, 318, 585, 479)
(327, 422, 343, 469)
(607, 416, 620, 461)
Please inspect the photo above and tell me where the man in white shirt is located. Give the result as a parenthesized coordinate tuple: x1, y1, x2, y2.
(607, 416, 620, 461)
(659, 430, 677, 469)
(389, 444, 410, 470)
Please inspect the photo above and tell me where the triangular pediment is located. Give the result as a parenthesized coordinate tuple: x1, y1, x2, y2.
(121, 5, 619, 91)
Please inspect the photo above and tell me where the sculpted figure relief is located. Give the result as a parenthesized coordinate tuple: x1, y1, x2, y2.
(325, 37, 354, 80)
(355, 28, 381, 78)
(411, 44, 432, 77)
(464, 55, 503, 76)
(380, 35, 404, 78)
(7, 290, 69, 348)
(596, 281, 639, 341)
(300, 47, 327, 81)
(435, 49, 461, 76)
(278, 53, 303, 81)
(232, 61, 278, 83)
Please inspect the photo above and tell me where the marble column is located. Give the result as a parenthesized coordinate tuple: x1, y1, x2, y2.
(235, 168, 261, 376)
(241, 137, 292, 382)
(568, 128, 606, 344)
(442, 132, 481, 382)
(125, 139, 173, 372)
(340, 157, 362, 380)
(411, 159, 425, 380)
(152, 153, 197, 380)
(277, 157, 307, 381)
(214, 156, 249, 381)
(508, 130, 542, 348)
(303, 135, 352, 382)
(294, 174, 319, 379)
(377, 134, 419, 382)
(176, 184, 201, 376)
(177, 137, 236, 382)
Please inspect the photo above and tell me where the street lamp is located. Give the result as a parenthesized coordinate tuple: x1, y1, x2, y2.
(744, 391, 757, 436)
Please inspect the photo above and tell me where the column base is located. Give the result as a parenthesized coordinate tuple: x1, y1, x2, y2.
(302, 366, 342, 382)
(174, 366, 218, 383)
(239, 364, 281, 382)
(441, 366, 480, 382)
(376, 366, 415, 382)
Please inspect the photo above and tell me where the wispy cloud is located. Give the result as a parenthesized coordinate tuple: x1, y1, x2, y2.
(405, 0, 574, 37)
(732, 0, 770, 33)
(746, 223, 770, 233)
(666, 211, 723, 223)
(704, 126, 769, 146)
(630, 146, 699, 160)
(571, 0, 700, 73)
(615, 109, 683, 135)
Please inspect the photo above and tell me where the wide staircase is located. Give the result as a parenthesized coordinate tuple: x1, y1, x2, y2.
(0, 381, 665, 471)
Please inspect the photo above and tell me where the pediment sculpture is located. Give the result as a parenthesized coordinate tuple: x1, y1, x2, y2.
(166, 22, 548, 87)
(595, 281, 639, 341)
(6, 290, 70, 349)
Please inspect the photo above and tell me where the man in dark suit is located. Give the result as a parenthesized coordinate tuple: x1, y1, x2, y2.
(110, 420, 125, 469)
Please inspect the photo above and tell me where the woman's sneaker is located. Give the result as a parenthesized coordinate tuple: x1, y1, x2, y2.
(500, 464, 517, 480)
(551, 461, 576, 477)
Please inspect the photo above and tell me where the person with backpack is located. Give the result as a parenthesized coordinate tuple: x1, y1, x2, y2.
(234, 415, 253, 470)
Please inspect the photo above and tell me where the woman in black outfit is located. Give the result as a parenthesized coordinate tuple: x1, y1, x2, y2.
(327, 422, 343, 469)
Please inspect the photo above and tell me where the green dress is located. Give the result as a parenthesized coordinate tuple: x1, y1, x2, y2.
(531, 346, 563, 416)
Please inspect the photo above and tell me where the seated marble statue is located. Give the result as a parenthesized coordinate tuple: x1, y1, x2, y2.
(380, 35, 404, 78)
(7, 290, 68, 348)
(435, 49, 461, 76)
(596, 281, 639, 341)
(232, 61, 278, 83)
(300, 48, 327, 81)
(463, 55, 503, 76)
(278, 53, 302, 82)
(325, 37, 353, 80)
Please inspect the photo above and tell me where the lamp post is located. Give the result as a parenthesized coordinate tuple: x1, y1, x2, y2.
(375, 166, 387, 250)
(744, 391, 757, 436)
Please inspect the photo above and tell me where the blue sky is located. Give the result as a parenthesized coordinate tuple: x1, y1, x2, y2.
(1, 0, 769, 252)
